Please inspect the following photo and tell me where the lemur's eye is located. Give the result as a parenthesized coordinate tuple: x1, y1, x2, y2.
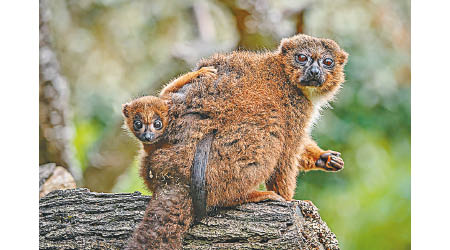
(323, 58, 334, 67)
(153, 119, 163, 130)
(295, 54, 308, 64)
(133, 120, 143, 130)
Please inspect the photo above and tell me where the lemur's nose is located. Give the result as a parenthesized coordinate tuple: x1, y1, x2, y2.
(143, 132, 153, 141)
(310, 66, 320, 77)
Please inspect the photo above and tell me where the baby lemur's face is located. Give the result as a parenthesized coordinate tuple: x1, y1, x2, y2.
(122, 96, 168, 144)
(279, 34, 348, 99)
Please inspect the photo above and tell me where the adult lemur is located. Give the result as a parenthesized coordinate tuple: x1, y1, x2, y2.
(124, 34, 348, 249)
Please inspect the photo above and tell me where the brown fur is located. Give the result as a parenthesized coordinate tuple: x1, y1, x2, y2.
(122, 67, 217, 192)
(126, 184, 193, 250)
(127, 34, 348, 249)
(159, 66, 217, 97)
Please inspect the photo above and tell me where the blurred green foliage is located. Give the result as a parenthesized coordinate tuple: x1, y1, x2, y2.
(46, 0, 410, 249)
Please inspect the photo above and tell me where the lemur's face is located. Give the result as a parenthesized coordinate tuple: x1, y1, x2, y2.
(279, 34, 348, 98)
(129, 112, 164, 143)
(122, 96, 168, 144)
(292, 52, 333, 87)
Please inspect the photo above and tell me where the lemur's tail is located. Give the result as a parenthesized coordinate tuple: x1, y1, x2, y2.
(126, 185, 194, 250)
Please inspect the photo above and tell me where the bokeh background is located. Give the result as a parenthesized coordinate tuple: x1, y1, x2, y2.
(39, 0, 410, 249)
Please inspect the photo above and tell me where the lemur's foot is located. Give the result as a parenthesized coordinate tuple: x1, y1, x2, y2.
(315, 151, 344, 171)
(246, 191, 286, 203)
(198, 66, 217, 78)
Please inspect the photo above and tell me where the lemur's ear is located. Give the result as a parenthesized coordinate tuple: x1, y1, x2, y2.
(337, 50, 349, 65)
(122, 103, 130, 118)
(279, 38, 293, 55)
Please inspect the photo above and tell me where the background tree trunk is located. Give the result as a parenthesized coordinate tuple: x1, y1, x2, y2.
(39, 0, 78, 178)
(39, 188, 340, 250)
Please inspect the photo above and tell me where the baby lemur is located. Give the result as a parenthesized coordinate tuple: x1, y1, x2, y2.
(126, 34, 348, 249)
(122, 66, 217, 192)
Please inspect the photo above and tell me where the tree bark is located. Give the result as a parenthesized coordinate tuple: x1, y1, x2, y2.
(39, 188, 340, 250)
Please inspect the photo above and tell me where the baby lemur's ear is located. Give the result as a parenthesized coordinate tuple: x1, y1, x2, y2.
(122, 103, 130, 118)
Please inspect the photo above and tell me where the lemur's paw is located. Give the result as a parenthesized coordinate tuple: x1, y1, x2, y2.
(265, 191, 286, 202)
(315, 151, 344, 171)
(247, 191, 286, 204)
(198, 66, 217, 78)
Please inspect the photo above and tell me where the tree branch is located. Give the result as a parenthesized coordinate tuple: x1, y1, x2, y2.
(39, 188, 340, 249)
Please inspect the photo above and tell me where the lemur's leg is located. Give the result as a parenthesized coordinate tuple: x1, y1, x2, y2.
(265, 157, 298, 201)
(159, 66, 217, 97)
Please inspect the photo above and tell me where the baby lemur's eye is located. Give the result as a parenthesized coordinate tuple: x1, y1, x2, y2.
(153, 119, 163, 130)
(323, 58, 334, 67)
(295, 54, 308, 64)
(133, 120, 143, 130)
